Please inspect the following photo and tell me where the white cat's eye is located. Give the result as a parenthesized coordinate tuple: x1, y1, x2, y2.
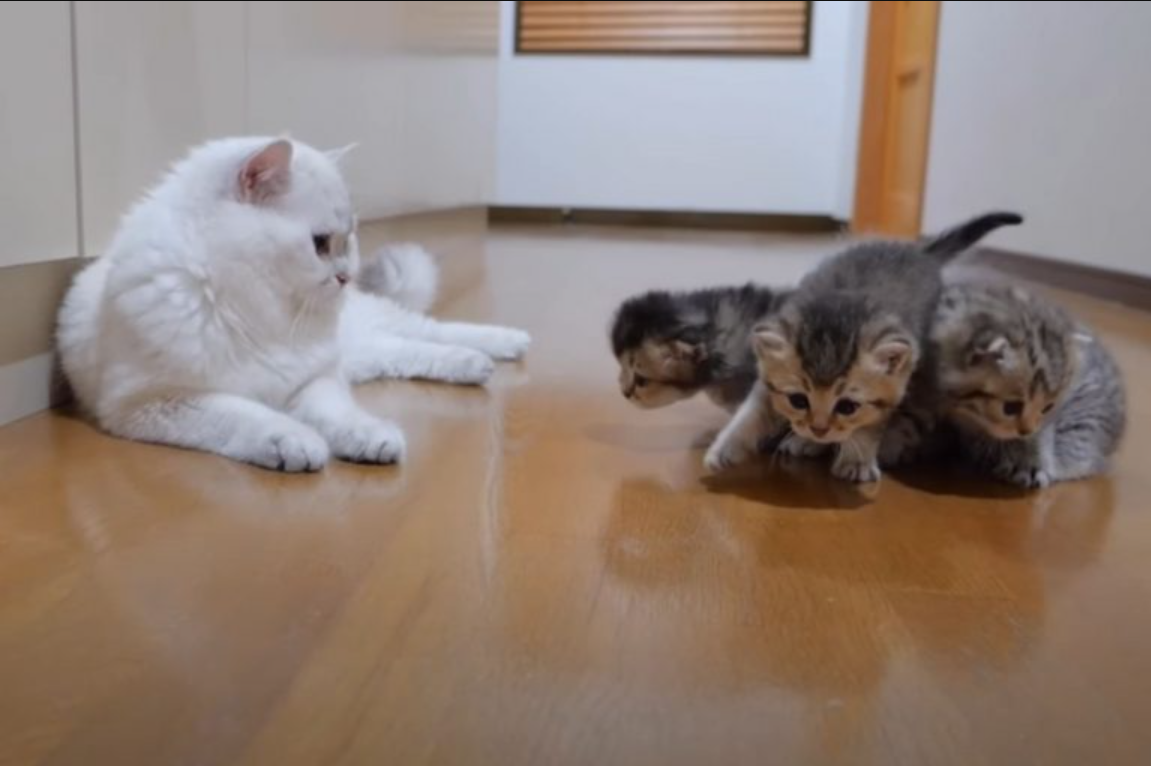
(312, 234, 331, 256)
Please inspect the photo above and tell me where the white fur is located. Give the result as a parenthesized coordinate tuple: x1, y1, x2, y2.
(57, 136, 530, 472)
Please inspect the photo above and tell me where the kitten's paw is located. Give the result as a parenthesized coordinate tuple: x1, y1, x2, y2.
(476, 328, 532, 361)
(441, 348, 496, 385)
(997, 463, 1052, 489)
(778, 433, 830, 459)
(330, 420, 406, 465)
(252, 427, 330, 473)
(831, 455, 881, 484)
(704, 440, 749, 473)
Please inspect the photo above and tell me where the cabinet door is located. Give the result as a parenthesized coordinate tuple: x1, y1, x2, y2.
(74, 1, 246, 254)
(0, 1, 78, 267)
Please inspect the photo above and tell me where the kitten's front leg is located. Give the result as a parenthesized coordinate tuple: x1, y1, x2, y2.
(704, 381, 785, 473)
(290, 376, 405, 464)
(831, 425, 883, 483)
(987, 431, 1053, 489)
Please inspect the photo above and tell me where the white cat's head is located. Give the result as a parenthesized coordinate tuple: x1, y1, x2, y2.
(209, 137, 361, 302)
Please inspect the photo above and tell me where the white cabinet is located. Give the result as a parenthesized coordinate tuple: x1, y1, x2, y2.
(0, 2, 79, 267)
(74, 1, 246, 254)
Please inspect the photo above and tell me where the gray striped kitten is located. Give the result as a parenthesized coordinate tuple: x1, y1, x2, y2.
(930, 283, 1126, 488)
(705, 212, 1023, 482)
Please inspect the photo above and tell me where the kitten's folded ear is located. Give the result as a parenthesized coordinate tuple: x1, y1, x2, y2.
(868, 334, 916, 376)
(752, 323, 791, 361)
(239, 139, 293, 203)
(967, 335, 1009, 367)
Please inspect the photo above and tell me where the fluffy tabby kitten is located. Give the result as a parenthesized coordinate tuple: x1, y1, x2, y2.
(58, 137, 529, 472)
(610, 284, 786, 412)
(705, 211, 1023, 482)
(930, 282, 1125, 487)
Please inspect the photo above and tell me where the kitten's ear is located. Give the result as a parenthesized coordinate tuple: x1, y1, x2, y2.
(239, 139, 293, 203)
(670, 339, 707, 363)
(752, 324, 791, 361)
(325, 143, 358, 166)
(868, 336, 915, 376)
(968, 335, 1009, 367)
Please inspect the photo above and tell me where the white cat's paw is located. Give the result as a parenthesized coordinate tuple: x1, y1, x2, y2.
(704, 439, 749, 473)
(441, 348, 496, 385)
(778, 433, 830, 459)
(831, 455, 881, 484)
(330, 420, 406, 465)
(479, 328, 532, 361)
(251, 427, 330, 473)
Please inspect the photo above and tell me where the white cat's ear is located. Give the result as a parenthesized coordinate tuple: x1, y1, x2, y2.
(869, 336, 915, 376)
(239, 139, 293, 203)
(753, 324, 791, 361)
(325, 143, 358, 166)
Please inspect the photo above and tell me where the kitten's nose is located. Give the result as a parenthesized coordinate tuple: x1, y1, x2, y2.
(810, 425, 830, 438)
(335, 273, 350, 286)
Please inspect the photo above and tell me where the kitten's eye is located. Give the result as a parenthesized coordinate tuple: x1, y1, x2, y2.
(1003, 400, 1024, 417)
(634, 374, 648, 388)
(787, 393, 810, 410)
(1042, 403, 1055, 414)
(834, 398, 860, 416)
(312, 234, 331, 256)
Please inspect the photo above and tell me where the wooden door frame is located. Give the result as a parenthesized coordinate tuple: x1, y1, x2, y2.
(851, 0, 941, 236)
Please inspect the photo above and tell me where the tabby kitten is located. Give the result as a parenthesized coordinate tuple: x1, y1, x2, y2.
(704, 212, 1023, 482)
(610, 284, 786, 412)
(930, 283, 1125, 488)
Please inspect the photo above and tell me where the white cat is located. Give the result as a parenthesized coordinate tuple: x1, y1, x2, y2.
(57, 136, 530, 472)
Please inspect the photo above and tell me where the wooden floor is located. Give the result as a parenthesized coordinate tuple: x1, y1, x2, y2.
(2, 224, 1151, 765)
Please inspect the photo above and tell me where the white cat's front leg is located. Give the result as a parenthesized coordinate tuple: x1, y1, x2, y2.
(105, 393, 330, 472)
(704, 381, 784, 473)
(390, 313, 530, 361)
(290, 376, 405, 464)
(342, 335, 494, 386)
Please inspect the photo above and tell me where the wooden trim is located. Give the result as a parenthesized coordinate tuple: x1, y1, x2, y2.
(0, 257, 86, 366)
(852, 1, 897, 232)
(513, 0, 813, 57)
(965, 247, 1151, 312)
(489, 206, 843, 233)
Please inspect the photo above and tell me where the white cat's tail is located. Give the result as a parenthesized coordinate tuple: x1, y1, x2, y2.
(356, 243, 440, 313)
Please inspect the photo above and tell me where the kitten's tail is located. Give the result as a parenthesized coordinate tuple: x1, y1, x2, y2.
(922, 211, 1023, 261)
(357, 243, 440, 313)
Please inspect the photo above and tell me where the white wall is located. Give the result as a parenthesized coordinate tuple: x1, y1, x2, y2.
(74, 1, 499, 255)
(495, 0, 868, 218)
(924, 1, 1151, 277)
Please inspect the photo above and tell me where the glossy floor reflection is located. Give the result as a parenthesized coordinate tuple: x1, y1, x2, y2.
(2, 223, 1150, 765)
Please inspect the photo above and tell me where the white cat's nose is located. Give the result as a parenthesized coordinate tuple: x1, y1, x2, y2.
(335, 273, 350, 286)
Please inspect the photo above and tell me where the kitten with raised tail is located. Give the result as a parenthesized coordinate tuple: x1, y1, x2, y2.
(704, 211, 1023, 482)
(610, 284, 787, 412)
(930, 283, 1125, 488)
(57, 137, 529, 472)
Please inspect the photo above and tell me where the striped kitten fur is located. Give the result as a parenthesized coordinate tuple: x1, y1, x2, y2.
(610, 284, 787, 412)
(705, 211, 1023, 482)
(930, 283, 1126, 488)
